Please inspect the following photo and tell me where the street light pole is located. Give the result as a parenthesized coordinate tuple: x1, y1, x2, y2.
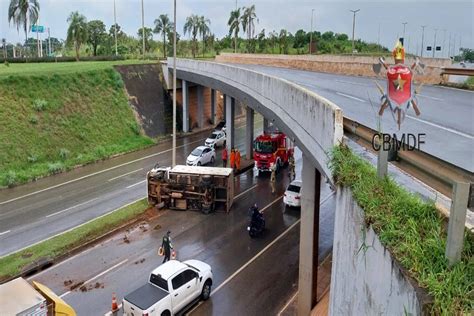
(114, 0, 118, 56)
(402, 22, 407, 41)
(309, 9, 315, 54)
(350, 9, 360, 55)
(141, 0, 145, 59)
(420, 25, 427, 57)
(442, 29, 447, 58)
(172, 0, 177, 167)
(432, 28, 438, 58)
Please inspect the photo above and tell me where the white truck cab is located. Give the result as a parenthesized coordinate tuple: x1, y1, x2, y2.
(123, 260, 213, 316)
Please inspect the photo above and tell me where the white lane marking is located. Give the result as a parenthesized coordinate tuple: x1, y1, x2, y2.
(59, 259, 128, 298)
(234, 184, 257, 199)
(416, 94, 443, 101)
(407, 115, 474, 139)
(108, 168, 143, 182)
(277, 291, 299, 316)
(335, 79, 369, 87)
(335, 92, 366, 102)
(0, 230, 11, 236)
(0, 197, 145, 259)
(126, 180, 147, 189)
(0, 138, 205, 206)
(46, 198, 99, 218)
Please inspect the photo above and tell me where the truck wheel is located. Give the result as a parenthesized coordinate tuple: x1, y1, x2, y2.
(161, 310, 171, 316)
(201, 280, 212, 300)
(197, 162, 201, 166)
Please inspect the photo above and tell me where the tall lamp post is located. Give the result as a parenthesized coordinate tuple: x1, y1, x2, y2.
(141, 0, 145, 59)
(402, 22, 407, 41)
(350, 9, 360, 55)
(420, 25, 427, 57)
(432, 28, 438, 58)
(114, 0, 118, 56)
(309, 9, 315, 54)
(172, 0, 177, 167)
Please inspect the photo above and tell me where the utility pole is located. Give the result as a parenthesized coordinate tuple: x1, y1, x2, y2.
(48, 27, 51, 56)
(442, 29, 447, 58)
(432, 28, 438, 58)
(114, 0, 118, 56)
(420, 25, 427, 57)
(377, 23, 381, 52)
(172, 0, 177, 167)
(141, 0, 145, 59)
(453, 33, 456, 57)
(402, 22, 407, 41)
(309, 9, 315, 54)
(448, 32, 452, 57)
(350, 9, 360, 55)
(458, 34, 462, 56)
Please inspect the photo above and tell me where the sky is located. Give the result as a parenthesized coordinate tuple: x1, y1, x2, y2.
(0, 0, 472, 56)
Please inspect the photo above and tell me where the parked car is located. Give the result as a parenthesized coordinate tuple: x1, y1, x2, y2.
(123, 260, 213, 316)
(205, 130, 226, 148)
(283, 180, 302, 208)
(186, 146, 216, 166)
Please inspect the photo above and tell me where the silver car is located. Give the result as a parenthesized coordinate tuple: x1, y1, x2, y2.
(186, 146, 216, 166)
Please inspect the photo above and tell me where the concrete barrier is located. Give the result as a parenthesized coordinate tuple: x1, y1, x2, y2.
(329, 186, 432, 315)
(165, 58, 343, 181)
(215, 53, 452, 84)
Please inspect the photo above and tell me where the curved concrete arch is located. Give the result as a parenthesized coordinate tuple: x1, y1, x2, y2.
(165, 58, 343, 181)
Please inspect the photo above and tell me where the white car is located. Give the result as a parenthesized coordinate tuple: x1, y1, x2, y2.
(283, 180, 302, 207)
(205, 130, 226, 148)
(123, 260, 213, 316)
(186, 146, 216, 166)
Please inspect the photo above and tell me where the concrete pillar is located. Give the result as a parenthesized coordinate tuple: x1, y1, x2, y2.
(263, 117, 270, 134)
(246, 107, 254, 159)
(298, 154, 321, 316)
(223, 93, 227, 119)
(197, 85, 204, 128)
(225, 95, 235, 153)
(182, 79, 189, 133)
(210, 89, 216, 125)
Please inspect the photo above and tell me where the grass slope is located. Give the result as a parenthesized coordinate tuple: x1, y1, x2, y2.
(0, 64, 154, 187)
(330, 145, 473, 315)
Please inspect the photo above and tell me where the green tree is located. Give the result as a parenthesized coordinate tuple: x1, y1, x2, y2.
(257, 29, 266, 53)
(137, 27, 153, 53)
(154, 14, 173, 58)
(87, 20, 106, 56)
(293, 29, 306, 49)
(198, 15, 211, 56)
(166, 29, 180, 57)
(242, 5, 257, 53)
(66, 11, 88, 61)
(268, 30, 278, 53)
(459, 48, 474, 62)
(228, 8, 241, 53)
(183, 14, 200, 58)
(279, 29, 288, 54)
(8, 0, 40, 46)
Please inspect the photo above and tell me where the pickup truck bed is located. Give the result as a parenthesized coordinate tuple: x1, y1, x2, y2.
(124, 283, 168, 310)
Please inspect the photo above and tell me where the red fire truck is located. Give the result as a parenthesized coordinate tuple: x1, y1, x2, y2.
(253, 131, 293, 176)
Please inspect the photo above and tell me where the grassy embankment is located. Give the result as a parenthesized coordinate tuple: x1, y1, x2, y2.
(0, 61, 156, 187)
(330, 145, 473, 315)
(0, 199, 148, 281)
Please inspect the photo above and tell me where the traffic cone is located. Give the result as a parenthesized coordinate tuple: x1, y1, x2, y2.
(111, 292, 118, 312)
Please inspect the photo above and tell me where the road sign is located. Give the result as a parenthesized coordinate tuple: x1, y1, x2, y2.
(31, 25, 44, 33)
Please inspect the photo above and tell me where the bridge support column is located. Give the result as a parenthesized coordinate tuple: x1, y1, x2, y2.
(210, 89, 216, 125)
(263, 117, 270, 134)
(246, 107, 254, 159)
(298, 154, 321, 316)
(223, 94, 227, 119)
(225, 95, 235, 153)
(182, 79, 189, 133)
(197, 85, 204, 128)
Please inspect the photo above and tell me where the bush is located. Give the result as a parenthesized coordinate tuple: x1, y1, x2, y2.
(27, 154, 38, 163)
(4, 171, 17, 187)
(47, 162, 65, 174)
(129, 121, 141, 135)
(28, 114, 39, 124)
(32, 99, 48, 112)
(3, 55, 126, 64)
(59, 148, 70, 160)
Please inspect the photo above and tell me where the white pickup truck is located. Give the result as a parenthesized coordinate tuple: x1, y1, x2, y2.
(123, 260, 213, 316)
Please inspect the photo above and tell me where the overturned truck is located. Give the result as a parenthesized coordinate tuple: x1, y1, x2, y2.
(147, 165, 234, 214)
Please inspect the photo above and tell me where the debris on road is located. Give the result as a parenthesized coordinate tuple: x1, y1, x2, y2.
(134, 258, 146, 264)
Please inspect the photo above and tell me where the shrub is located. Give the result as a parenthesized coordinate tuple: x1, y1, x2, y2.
(59, 148, 70, 160)
(47, 162, 65, 174)
(32, 99, 48, 112)
(28, 114, 38, 124)
(129, 121, 141, 136)
(27, 154, 38, 163)
(94, 146, 107, 158)
(4, 171, 17, 187)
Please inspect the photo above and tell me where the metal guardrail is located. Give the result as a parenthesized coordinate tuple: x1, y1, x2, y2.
(441, 67, 474, 76)
(342, 117, 474, 201)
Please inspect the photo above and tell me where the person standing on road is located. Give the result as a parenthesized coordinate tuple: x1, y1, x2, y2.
(230, 148, 236, 171)
(288, 154, 295, 181)
(222, 147, 228, 167)
(235, 149, 241, 173)
(161, 231, 173, 263)
(270, 164, 276, 194)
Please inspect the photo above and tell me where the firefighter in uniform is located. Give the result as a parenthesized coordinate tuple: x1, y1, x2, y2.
(161, 231, 173, 263)
(270, 164, 276, 194)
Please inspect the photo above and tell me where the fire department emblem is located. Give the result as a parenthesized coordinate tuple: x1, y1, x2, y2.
(373, 39, 424, 129)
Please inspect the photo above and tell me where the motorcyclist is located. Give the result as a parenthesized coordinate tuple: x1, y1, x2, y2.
(250, 204, 264, 231)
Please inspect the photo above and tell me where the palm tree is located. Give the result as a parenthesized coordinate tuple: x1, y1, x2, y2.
(198, 16, 210, 56)
(154, 14, 172, 59)
(66, 11, 88, 61)
(2, 39, 7, 59)
(242, 5, 257, 42)
(183, 14, 200, 58)
(228, 8, 241, 53)
(8, 0, 40, 45)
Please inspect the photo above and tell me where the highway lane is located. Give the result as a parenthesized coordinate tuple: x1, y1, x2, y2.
(231, 64, 474, 172)
(29, 152, 334, 316)
(0, 118, 263, 257)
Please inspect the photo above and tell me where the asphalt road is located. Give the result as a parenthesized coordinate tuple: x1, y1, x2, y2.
(29, 152, 335, 316)
(0, 118, 262, 257)
(231, 64, 474, 172)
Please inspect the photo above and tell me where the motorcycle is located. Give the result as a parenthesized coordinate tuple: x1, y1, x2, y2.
(247, 205, 265, 238)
